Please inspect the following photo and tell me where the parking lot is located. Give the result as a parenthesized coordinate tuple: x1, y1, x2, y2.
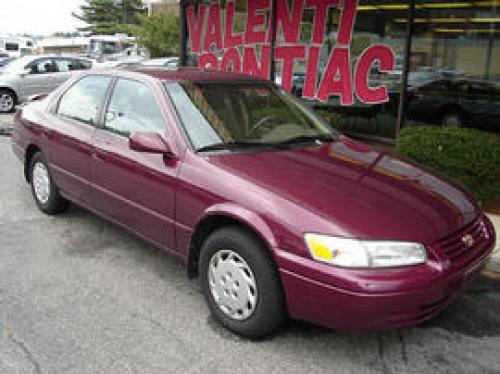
(0, 112, 500, 374)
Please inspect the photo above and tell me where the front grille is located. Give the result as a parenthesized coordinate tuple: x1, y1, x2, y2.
(437, 217, 489, 263)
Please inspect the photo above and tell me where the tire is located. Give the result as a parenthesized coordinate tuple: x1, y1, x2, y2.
(199, 226, 286, 338)
(29, 152, 69, 215)
(441, 110, 464, 127)
(0, 89, 16, 113)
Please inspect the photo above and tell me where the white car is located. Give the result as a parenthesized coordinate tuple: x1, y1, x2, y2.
(0, 55, 92, 113)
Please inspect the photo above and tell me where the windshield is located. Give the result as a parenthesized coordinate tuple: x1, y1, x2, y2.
(166, 81, 336, 151)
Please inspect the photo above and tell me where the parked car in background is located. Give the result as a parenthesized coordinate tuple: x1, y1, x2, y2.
(115, 57, 178, 70)
(140, 57, 179, 68)
(0, 36, 34, 58)
(0, 55, 92, 113)
(408, 78, 500, 132)
(0, 56, 15, 68)
(12, 68, 496, 337)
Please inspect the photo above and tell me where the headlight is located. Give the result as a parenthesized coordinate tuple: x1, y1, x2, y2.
(304, 233, 427, 268)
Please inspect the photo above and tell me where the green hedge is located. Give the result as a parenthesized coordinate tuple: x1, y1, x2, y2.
(395, 126, 500, 204)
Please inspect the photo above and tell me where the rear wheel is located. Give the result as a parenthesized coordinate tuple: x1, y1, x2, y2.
(199, 226, 286, 338)
(29, 152, 69, 214)
(0, 89, 15, 113)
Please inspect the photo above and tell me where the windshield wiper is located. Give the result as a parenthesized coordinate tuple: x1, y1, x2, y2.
(272, 135, 334, 148)
(197, 136, 334, 153)
(196, 141, 270, 153)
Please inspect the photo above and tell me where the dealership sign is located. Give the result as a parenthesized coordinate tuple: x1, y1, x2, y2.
(186, 0, 396, 105)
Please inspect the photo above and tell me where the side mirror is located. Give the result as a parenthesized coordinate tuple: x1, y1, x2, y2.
(129, 132, 175, 157)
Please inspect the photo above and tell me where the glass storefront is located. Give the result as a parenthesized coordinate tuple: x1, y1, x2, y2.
(180, 0, 500, 140)
(407, 1, 499, 133)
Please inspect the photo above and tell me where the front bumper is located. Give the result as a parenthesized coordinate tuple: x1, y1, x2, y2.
(275, 218, 496, 332)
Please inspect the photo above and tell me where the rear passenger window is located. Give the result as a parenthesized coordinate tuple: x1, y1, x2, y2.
(57, 76, 112, 125)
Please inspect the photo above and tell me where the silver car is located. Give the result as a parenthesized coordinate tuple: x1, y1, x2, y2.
(0, 55, 92, 113)
(140, 57, 178, 68)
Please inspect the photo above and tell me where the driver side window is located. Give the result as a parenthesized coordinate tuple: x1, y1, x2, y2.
(104, 79, 165, 137)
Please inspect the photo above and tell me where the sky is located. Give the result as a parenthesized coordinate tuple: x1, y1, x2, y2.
(0, 0, 88, 36)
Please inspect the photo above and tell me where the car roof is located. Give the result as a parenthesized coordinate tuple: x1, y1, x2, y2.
(430, 76, 493, 84)
(120, 67, 268, 83)
(15, 54, 90, 62)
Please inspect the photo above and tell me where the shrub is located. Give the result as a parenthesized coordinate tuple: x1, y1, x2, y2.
(395, 126, 500, 204)
(134, 12, 179, 58)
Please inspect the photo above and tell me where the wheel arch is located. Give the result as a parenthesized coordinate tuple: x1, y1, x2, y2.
(186, 205, 278, 279)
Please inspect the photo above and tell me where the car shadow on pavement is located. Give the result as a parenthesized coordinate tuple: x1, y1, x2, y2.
(60, 204, 189, 288)
(59, 204, 500, 341)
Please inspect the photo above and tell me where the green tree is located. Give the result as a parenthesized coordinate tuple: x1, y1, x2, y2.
(73, 0, 145, 35)
(134, 12, 180, 58)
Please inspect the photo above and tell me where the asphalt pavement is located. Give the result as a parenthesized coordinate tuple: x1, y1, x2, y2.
(0, 113, 13, 136)
(1, 115, 500, 374)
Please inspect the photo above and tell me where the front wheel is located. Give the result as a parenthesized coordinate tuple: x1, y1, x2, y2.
(29, 152, 69, 214)
(199, 226, 286, 338)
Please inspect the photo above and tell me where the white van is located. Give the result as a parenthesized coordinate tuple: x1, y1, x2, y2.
(0, 37, 34, 58)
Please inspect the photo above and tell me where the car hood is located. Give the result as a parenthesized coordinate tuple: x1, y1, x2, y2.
(207, 136, 479, 245)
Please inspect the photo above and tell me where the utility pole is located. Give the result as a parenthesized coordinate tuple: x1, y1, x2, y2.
(396, 0, 416, 138)
(484, 1, 497, 80)
(123, 0, 127, 25)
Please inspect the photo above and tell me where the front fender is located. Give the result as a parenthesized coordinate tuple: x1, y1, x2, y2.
(183, 202, 280, 278)
(202, 203, 278, 250)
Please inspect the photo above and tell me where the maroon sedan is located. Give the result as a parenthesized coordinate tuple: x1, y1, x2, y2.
(12, 68, 496, 337)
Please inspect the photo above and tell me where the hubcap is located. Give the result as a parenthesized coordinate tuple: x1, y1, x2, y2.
(33, 162, 50, 204)
(208, 250, 258, 320)
(0, 93, 14, 112)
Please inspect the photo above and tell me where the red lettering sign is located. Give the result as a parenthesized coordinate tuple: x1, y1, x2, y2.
(276, 0, 303, 44)
(244, 0, 270, 45)
(355, 44, 395, 103)
(186, 0, 396, 106)
(242, 46, 271, 79)
(317, 47, 353, 105)
(224, 2, 244, 48)
(221, 47, 242, 73)
(204, 3, 223, 52)
(186, 4, 207, 54)
(275, 46, 306, 92)
(305, 0, 338, 45)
